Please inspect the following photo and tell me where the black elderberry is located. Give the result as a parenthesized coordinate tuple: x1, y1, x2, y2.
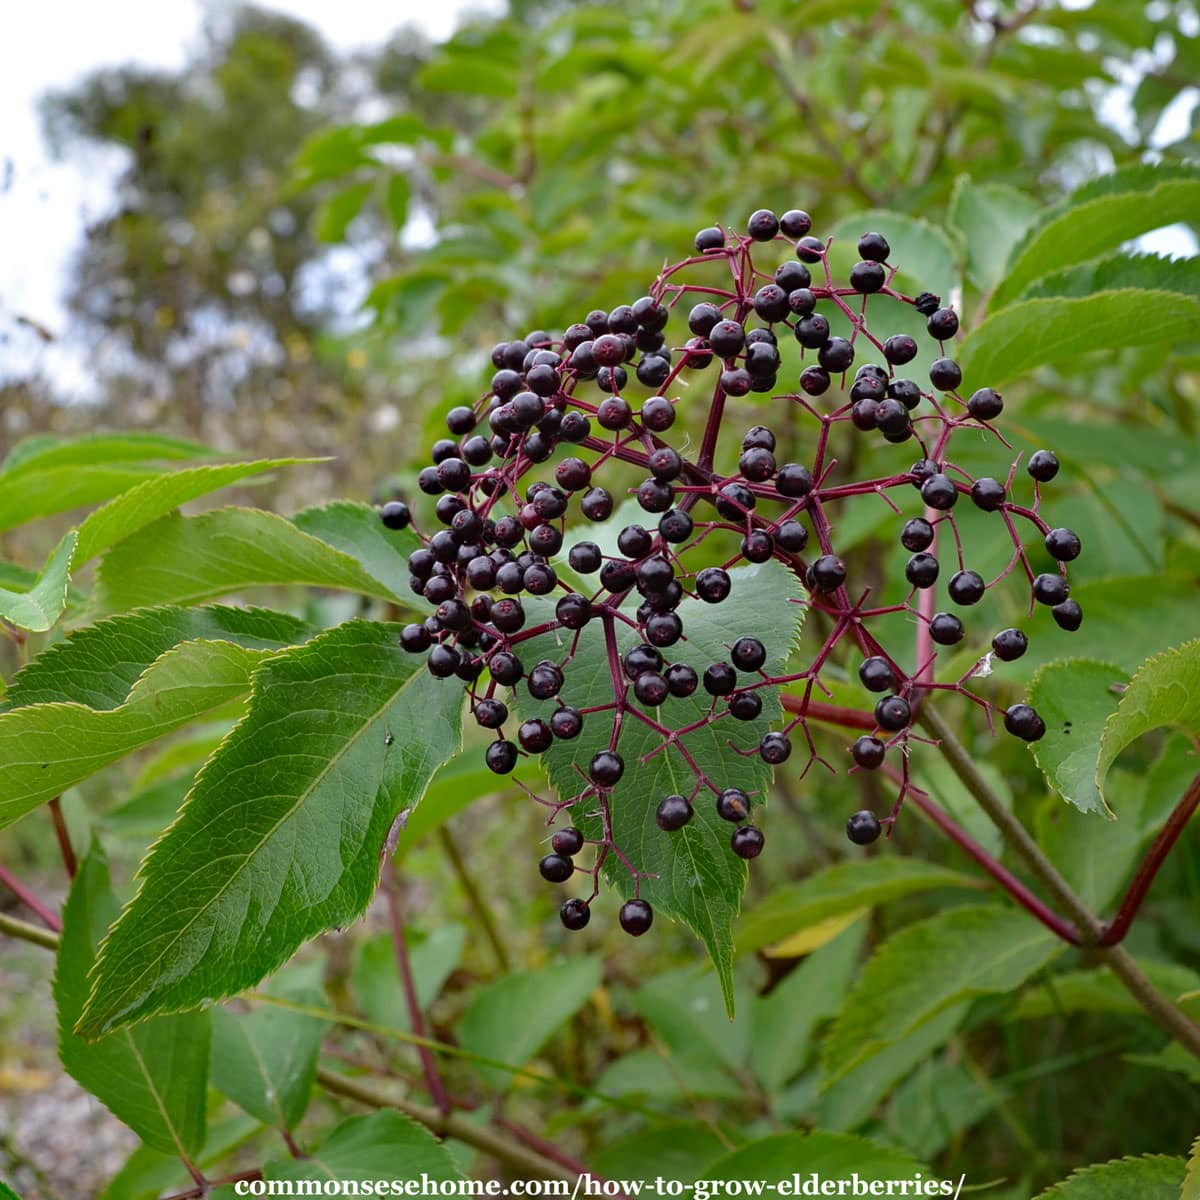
(1052, 599, 1083, 632)
(694, 226, 725, 253)
(745, 342, 781, 379)
(731, 826, 765, 859)
(492, 598, 526, 633)
(528, 660, 564, 700)
(753, 284, 790, 322)
(704, 662, 737, 696)
(875, 398, 910, 437)
(741, 530, 775, 564)
(796, 235, 825, 263)
(556, 457, 591, 492)
(852, 735, 886, 770)
(926, 308, 959, 340)
(794, 314, 830, 348)
(787, 287, 816, 317)
(728, 691, 763, 721)
(529, 525, 563, 557)
(777, 463, 814, 497)
(859, 656, 895, 693)
(485, 740, 518, 774)
(597, 396, 633, 430)
(914, 292, 941, 317)
(489, 652, 524, 686)
(581, 487, 614, 521)
(759, 731, 792, 764)
(428, 644, 461, 678)
(921, 474, 959, 510)
(800, 365, 830, 395)
(666, 663, 699, 697)
(991, 628, 1028, 662)
(380, 500, 411, 530)
(688, 302, 723, 336)
(851, 374, 886, 402)
(399, 624, 431, 654)
(495, 561, 524, 595)
(696, 567, 732, 603)
(560, 411, 591, 442)
(590, 750, 625, 787)
(659, 509, 694, 543)
(552, 827, 585, 857)
(418, 466, 444, 496)
(906, 553, 940, 589)
(637, 355, 672, 388)
(846, 810, 882, 845)
(436, 599, 470, 632)
(875, 695, 912, 731)
(473, 698, 508, 729)
(948, 569, 986, 606)
(1032, 573, 1070, 606)
(550, 706, 583, 740)
(967, 388, 1004, 421)
(619, 898, 654, 937)
(819, 337, 855, 373)
(780, 210, 812, 238)
(556, 593, 592, 629)
(720, 367, 752, 396)
(560, 898, 591, 930)
(617, 524, 653, 559)
(971, 478, 1006, 512)
(1028, 450, 1060, 482)
(883, 334, 918, 365)
(648, 447, 683, 482)
(634, 672, 670, 706)
(855, 230, 889, 261)
(808, 554, 847, 593)
(656, 793, 693, 830)
(637, 556, 675, 594)
(597, 365, 627, 393)
(901, 517, 934, 552)
(775, 520, 809, 552)
(731, 636, 767, 672)
(623, 644, 663, 680)
(851, 400, 879, 431)
(929, 358, 963, 392)
(1004, 703, 1046, 742)
(632, 295, 669, 331)
(519, 719, 554, 754)
(717, 788, 750, 822)
(929, 613, 965, 645)
(640, 396, 676, 432)
(850, 261, 886, 293)
(1044, 528, 1081, 562)
(889, 379, 923, 409)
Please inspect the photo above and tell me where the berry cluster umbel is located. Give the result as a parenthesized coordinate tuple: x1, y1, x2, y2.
(381, 207, 1082, 936)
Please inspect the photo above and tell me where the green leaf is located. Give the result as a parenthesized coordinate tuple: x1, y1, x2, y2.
(632, 966, 755, 1072)
(749, 919, 865, 1093)
(701, 1131, 926, 1185)
(1032, 1155, 1186, 1199)
(1020, 252, 1200, 303)
(821, 905, 1063, 1082)
(385, 174, 411, 230)
(72, 457, 314, 566)
(264, 1112, 461, 1187)
(316, 181, 373, 242)
(351, 925, 467, 1031)
(0, 632, 300, 833)
(1182, 1134, 1200, 1200)
(994, 163, 1200, 305)
(3, 605, 311, 710)
(457, 957, 602, 1091)
(0, 531, 77, 632)
(829, 209, 962, 299)
(417, 54, 519, 98)
(1008, 960, 1200, 1021)
(736, 857, 981, 954)
(883, 1059, 1000, 1161)
(55, 844, 210, 1156)
(948, 177, 1041, 292)
(78, 621, 463, 1035)
(1028, 659, 1129, 818)
(592, 1124, 729, 1185)
(528, 561, 806, 1015)
(0, 432, 215, 474)
(92, 504, 421, 613)
(209, 987, 330, 1130)
(1095, 640, 1200, 808)
(958, 289, 1200, 389)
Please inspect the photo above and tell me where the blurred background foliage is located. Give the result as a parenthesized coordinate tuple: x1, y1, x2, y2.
(1, 1, 1199, 1198)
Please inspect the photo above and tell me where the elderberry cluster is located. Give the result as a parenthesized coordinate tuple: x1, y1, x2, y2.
(379, 206, 1083, 936)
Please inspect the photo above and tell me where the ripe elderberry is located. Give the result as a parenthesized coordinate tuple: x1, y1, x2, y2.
(392, 204, 1085, 938)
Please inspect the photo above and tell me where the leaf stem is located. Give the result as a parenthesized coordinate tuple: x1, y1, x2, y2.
(384, 871, 453, 1116)
(0, 864, 61, 931)
(0, 909, 61, 950)
(437, 826, 510, 972)
(919, 703, 1200, 1060)
(315, 1067, 580, 1183)
(49, 796, 77, 878)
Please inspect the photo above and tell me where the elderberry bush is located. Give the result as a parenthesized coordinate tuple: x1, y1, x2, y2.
(384, 208, 1083, 937)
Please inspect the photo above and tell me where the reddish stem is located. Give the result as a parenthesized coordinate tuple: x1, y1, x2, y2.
(49, 797, 77, 878)
(0, 864, 61, 932)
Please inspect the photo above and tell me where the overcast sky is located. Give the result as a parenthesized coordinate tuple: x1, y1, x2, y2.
(0, 0, 493, 338)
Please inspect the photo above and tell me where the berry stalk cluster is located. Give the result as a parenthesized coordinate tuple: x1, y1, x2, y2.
(379, 207, 1083, 936)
